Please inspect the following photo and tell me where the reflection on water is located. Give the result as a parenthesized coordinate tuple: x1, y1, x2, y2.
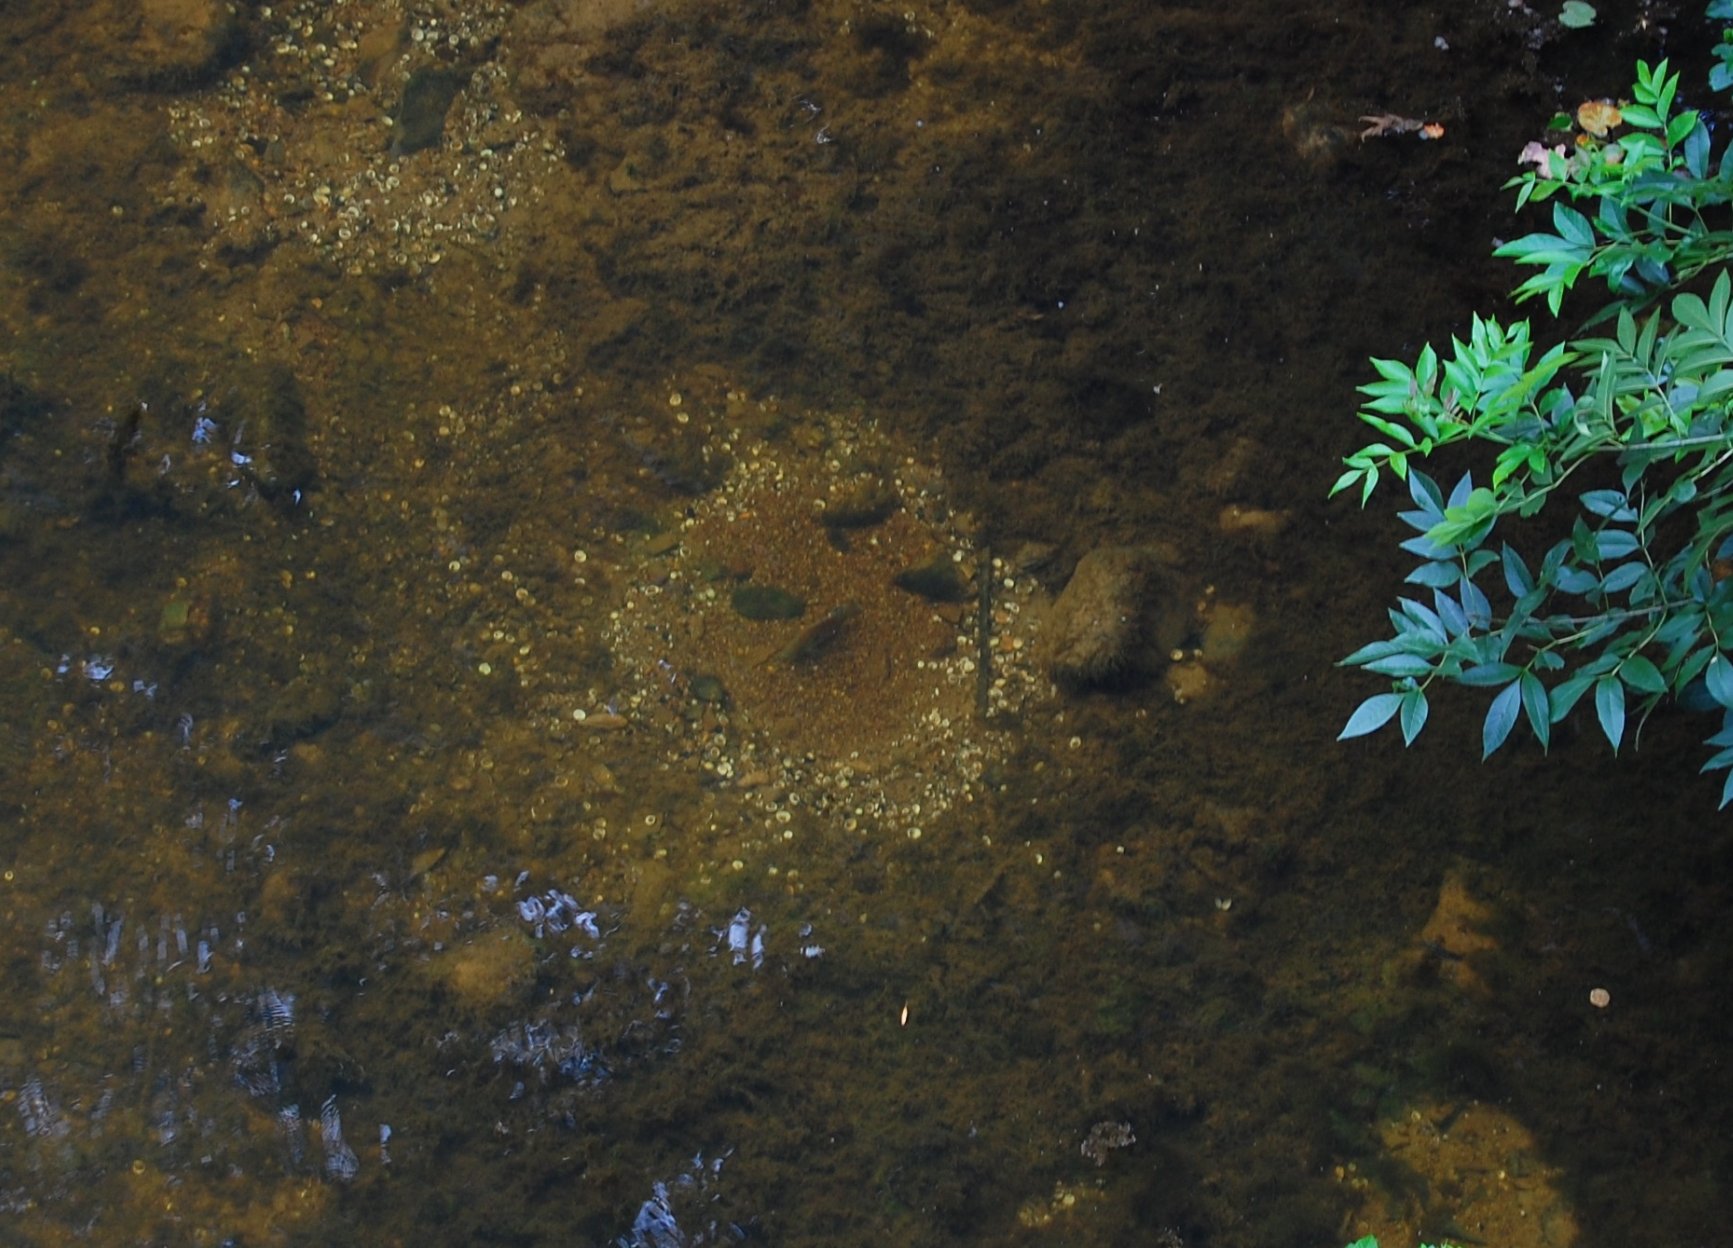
(1, 1, 1731, 1245)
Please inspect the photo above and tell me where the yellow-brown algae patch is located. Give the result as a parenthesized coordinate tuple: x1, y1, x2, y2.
(432, 928, 535, 1010)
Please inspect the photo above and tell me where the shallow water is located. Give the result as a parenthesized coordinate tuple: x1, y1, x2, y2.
(1, 2, 1729, 1246)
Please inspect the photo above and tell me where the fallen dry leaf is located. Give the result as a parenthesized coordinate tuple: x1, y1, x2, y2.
(1577, 99, 1622, 137)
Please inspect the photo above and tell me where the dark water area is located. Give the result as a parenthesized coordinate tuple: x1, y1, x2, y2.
(0, 0, 1729, 1245)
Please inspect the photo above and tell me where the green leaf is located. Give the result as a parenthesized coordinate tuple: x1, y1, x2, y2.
(1595, 530, 1640, 560)
(1501, 545, 1535, 597)
(1459, 663, 1522, 687)
(1340, 693, 1404, 740)
(1600, 563, 1646, 594)
(1558, 0, 1595, 27)
(1405, 561, 1460, 588)
(1694, 372, 1733, 404)
(1700, 746, 1733, 772)
(1635, 59, 1657, 98)
(1495, 232, 1583, 264)
(1677, 645, 1715, 690)
(1618, 654, 1667, 694)
(1407, 469, 1444, 514)
(1396, 597, 1447, 642)
(1620, 102, 1663, 130)
(1492, 444, 1529, 490)
(1550, 673, 1594, 722)
(1465, 550, 1499, 578)
(1706, 653, 1733, 708)
(1483, 682, 1522, 758)
(1329, 468, 1364, 499)
(1580, 490, 1634, 520)
(1340, 639, 1412, 666)
(1684, 116, 1710, 176)
(1359, 415, 1418, 448)
(1551, 202, 1595, 247)
(1595, 674, 1626, 753)
(1666, 110, 1700, 149)
(1365, 655, 1436, 678)
(1656, 65, 1678, 120)
(1367, 355, 1415, 385)
(1460, 578, 1492, 627)
(1433, 588, 1470, 638)
(1520, 671, 1551, 751)
(1400, 689, 1430, 745)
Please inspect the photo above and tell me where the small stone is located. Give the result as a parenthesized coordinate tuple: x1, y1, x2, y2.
(822, 478, 898, 530)
(893, 555, 970, 603)
(391, 65, 473, 157)
(1167, 660, 1213, 704)
(1218, 504, 1291, 537)
(731, 585, 807, 621)
(1200, 601, 1256, 664)
(689, 674, 729, 704)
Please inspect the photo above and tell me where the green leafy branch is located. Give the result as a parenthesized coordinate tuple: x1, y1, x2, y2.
(1333, 37, 1733, 806)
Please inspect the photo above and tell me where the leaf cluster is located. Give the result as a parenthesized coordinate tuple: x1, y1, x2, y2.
(1334, 36, 1733, 806)
(1714, 0, 1733, 91)
(1496, 58, 1733, 316)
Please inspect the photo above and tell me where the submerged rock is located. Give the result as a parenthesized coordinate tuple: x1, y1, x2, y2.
(1044, 545, 1176, 689)
(231, 363, 318, 509)
(688, 673, 729, 705)
(117, 0, 249, 91)
(392, 65, 473, 157)
(731, 585, 806, 621)
(821, 477, 899, 530)
(771, 602, 858, 665)
(893, 554, 969, 603)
